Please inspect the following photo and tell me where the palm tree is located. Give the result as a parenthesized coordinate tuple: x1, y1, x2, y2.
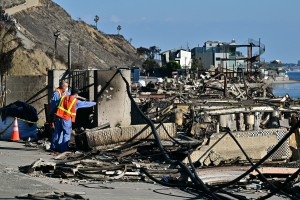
(117, 25, 122, 35)
(94, 15, 99, 29)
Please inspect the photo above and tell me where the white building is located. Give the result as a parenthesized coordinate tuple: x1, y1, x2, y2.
(161, 49, 192, 69)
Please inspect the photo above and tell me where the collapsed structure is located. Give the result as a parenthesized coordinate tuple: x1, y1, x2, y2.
(53, 68, 298, 162)
(20, 68, 299, 199)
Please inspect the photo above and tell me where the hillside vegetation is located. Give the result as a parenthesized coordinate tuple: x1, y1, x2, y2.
(2, 0, 142, 75)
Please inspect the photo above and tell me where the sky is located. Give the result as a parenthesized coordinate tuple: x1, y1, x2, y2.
(52, 0, 300, 64)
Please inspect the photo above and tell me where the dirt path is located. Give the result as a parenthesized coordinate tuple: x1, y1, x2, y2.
(5, 0, 41, 15)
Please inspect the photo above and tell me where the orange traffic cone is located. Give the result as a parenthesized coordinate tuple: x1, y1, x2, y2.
(11, 117, 20, 141)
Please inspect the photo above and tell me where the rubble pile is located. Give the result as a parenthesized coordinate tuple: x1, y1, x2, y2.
(20, 70, 300, 199)
(21, 127, 300, 199)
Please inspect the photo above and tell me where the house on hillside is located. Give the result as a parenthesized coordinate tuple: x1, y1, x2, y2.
(160, 49, 192, 70)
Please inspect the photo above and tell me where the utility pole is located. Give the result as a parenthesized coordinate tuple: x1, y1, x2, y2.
(68, 40, 72, 84)
(68, 40, 71, 71)
(52, 29, 60, 69)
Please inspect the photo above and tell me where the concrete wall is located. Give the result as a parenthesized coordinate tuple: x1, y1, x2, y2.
(4, 69, 130, 128)
(6, 75, 48, 126)
(184, 128, 291, 165)
(94, 69, 131, 127)
(5, 70, 69, 126)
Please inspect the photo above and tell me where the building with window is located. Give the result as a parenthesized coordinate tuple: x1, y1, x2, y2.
(191, 39, 264, 75)
(191, 40, 246, 72)
(160, 49, 192, 69)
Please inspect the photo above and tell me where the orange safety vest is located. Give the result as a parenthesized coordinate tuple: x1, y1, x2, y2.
(49, 88, 67, 111)
(55, 87, 66, 98)
(55, 95, 78, 122)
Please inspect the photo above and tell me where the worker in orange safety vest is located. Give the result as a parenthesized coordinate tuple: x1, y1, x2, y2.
(50, 89, 96, 152)
(49, 80, 70, 120)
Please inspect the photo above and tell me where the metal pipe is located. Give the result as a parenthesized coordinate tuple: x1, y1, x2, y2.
(68, 40, 71, 71)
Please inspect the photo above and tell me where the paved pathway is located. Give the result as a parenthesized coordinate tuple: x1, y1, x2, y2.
(0, 141, 195, 200)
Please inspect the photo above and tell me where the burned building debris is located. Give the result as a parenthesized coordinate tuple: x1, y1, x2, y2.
(15, 68, 300, 199)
